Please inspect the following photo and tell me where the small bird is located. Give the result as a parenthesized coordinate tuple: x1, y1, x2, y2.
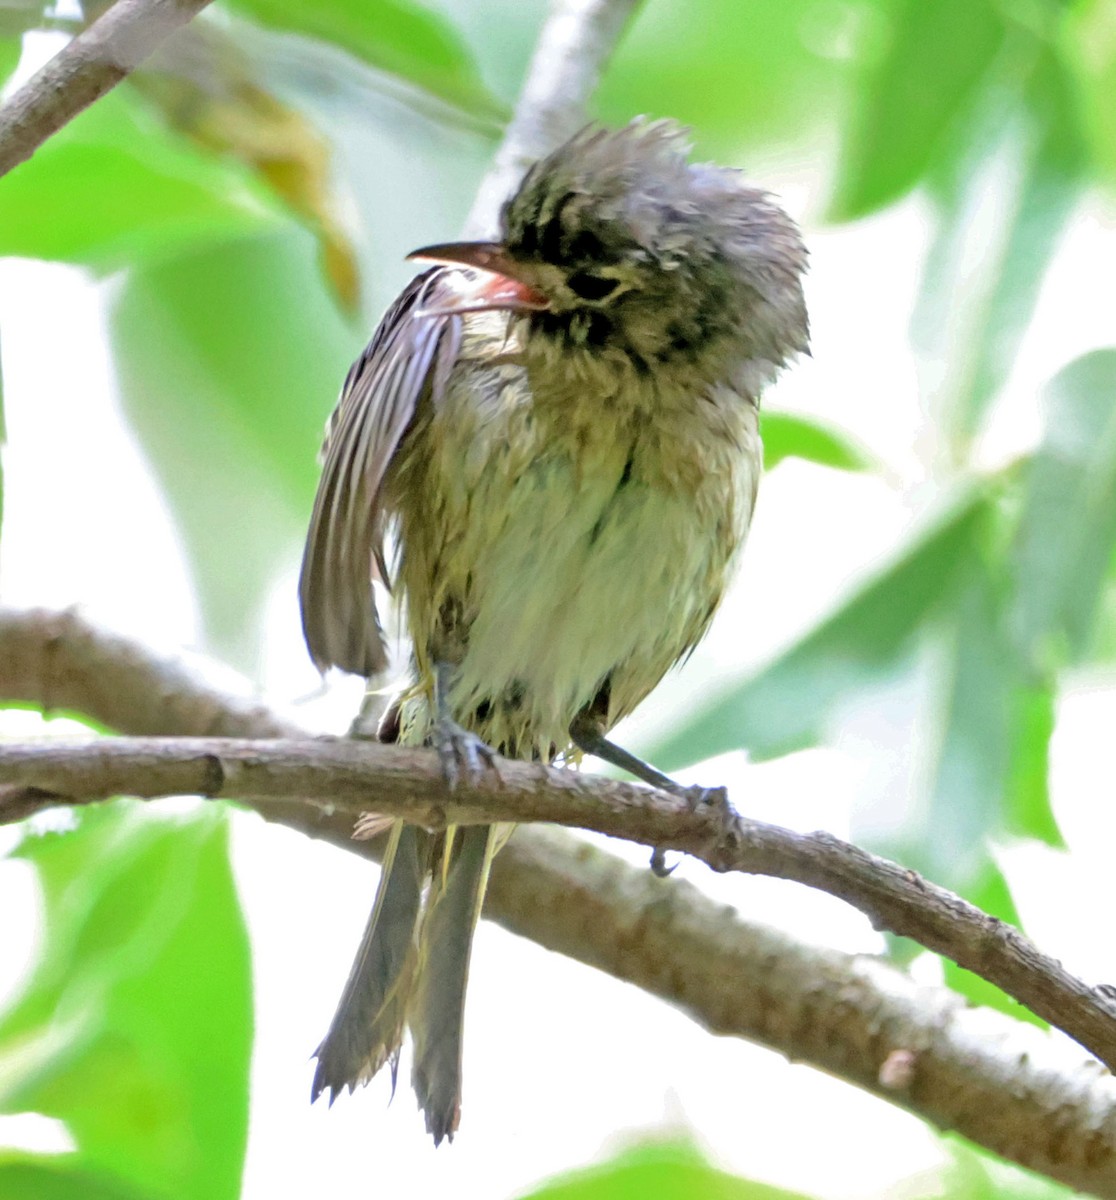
(299, 118, 808, 1143)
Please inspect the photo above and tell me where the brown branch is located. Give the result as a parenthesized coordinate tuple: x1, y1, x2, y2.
(3, 609, 1116, 1192)
(495, 827, 1116, 1196)
(0, 0, 215, 179)
(0, 607, 301, 738)
(4, 608, 1116, 1191)
(5, 729, 1116, 1082)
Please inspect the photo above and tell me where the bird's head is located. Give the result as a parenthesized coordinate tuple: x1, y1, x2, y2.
(410, 119, 809, 380)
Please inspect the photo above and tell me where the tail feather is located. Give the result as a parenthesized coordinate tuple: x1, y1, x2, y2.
(311, 821, 430, 1102)
(409, 823, 498, 1144)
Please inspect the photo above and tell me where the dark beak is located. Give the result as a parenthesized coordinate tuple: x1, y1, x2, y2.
(407, 240, 550, 314)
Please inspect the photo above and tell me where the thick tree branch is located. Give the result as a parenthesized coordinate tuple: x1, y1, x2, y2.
(4, 609, 1116, 1193)
(5, 730, 1116, 1084)
(0, 0, 214, 178)
(494, 827, 1116, 1197)
(0, 606, 301, 738)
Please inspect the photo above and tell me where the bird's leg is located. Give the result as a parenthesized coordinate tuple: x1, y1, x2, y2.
(433, 661, 498, 789)
(347, 684, 386, 741)
(569, 713, 729, 877)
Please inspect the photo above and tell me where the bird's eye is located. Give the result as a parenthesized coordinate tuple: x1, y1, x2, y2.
(566, 271, 620, 301)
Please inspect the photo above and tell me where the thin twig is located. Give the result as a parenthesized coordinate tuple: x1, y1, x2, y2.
(0, 0, 215, 178)
(463, 0, 643, 237)
(3, 607, 1116, 1194)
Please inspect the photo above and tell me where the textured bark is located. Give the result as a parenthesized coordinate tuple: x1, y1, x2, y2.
(0, 0, 215, 177)
(3, 608, 1116, 1193)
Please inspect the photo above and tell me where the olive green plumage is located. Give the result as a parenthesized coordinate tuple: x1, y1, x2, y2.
(299, 118, 809, 1143)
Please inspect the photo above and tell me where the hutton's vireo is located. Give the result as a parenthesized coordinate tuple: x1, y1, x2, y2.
(299, 119, 809, 1143)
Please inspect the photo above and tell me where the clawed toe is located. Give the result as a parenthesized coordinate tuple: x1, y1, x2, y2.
(649, 783, 732, 877)
(649, 847, 675, 877)
(435, 717, 498, 790)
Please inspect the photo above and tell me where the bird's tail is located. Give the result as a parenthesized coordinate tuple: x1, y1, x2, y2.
(310, 818, 499, 1143)
(410, 822, 499, 1144)
(311, 820, 430, 1103)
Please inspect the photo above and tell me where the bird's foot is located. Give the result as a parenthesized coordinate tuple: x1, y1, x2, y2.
(566, 713, 733, 877)
(435, 715, 498, 790)
(650, 782, 732, 877)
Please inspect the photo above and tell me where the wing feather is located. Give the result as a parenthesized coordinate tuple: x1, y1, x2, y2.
(299, 269, 462, 676)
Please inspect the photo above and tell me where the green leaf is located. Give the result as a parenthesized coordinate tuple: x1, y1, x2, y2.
(910, 44, 1087, 448)
(517, 1140, 814, 1200)
(1086, 572, 1116, 664)
(1004, 681, 1059, 844)
(0, 318, 5, 554)
(222, 0, 504, 120)
(875, 569, 1057, 1001)
(108, 228, 353, 668)
(0, 1153, 152, 1200)
(0, 4, 44, 40)
(830, 0, 1007, 220)
(934, 1138, 1000, 1200)
(941, 1135, 1077, 1200)
(1009, 350, 1116, 669)
(962, 51, 1086, 430)
(912, 566, 1061, 887)
(0, 87, 283, 269)
(0, 803, 251, 1200)
(595, 0, 843, 158)
(646, 486, 992, 770)
(1066, 0, 1116, 187)
(0, 36, 22, 88)
(129, 31, 364, 312)
(860, 525, 1059, 932)
(761, 411, 872, 473)
(918, 573, 1019, 878)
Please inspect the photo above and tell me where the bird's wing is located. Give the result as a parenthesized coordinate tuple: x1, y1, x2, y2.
(299, 268, 464, 676)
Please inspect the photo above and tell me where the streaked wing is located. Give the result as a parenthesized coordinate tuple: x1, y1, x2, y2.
(299, 269, 463, 676)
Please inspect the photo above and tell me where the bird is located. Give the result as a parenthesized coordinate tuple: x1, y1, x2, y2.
(298, 117, 809, 1144)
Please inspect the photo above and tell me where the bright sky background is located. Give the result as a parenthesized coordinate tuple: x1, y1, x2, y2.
(2, 32, 1116, 1200)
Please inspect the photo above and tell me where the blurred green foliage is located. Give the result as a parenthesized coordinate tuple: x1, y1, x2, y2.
(223, 0, 506, 121)
(908, 39, 1087, 455)
(0, 320, 5, 549)
(516, 1139, 1070, 1200)
(0, 88, 284, 268)
(1069, 0, 1116, 185)
(830, 0, 1008, 222)
(1, 0, 1115, 1195)
(109, 228, 353, 665)
(516, 1141, 813, 1200)
(760, 412, 872, 474)
(652, 486, 993, 766)
(0, 38, 20, 89)
(596, 0, 846, 157)
(0, 805, 251, 1200)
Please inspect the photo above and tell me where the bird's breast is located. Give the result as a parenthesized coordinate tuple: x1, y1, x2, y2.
(392, 340, 760, 757)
